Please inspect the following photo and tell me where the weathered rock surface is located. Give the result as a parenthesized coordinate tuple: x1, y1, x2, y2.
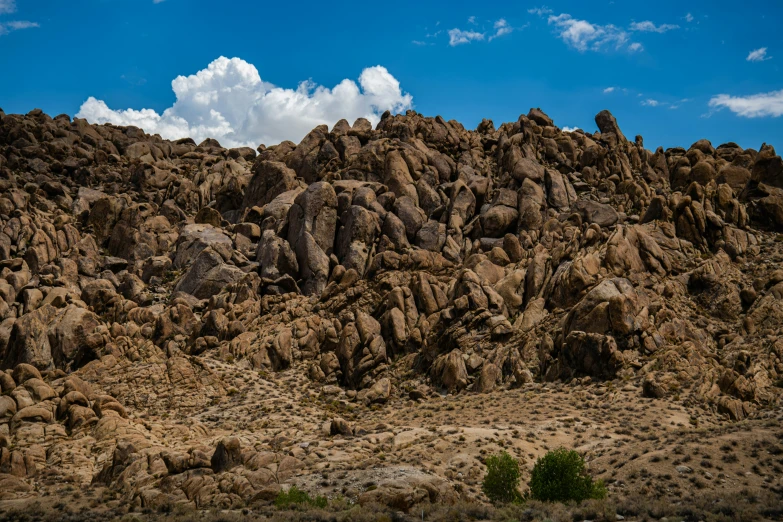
(0, 106, 780, 514)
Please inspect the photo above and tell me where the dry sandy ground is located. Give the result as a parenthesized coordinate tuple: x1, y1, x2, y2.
(2, 359, 781, 521)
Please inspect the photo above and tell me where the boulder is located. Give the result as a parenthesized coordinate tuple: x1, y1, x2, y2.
(528, 108, 554, 127)
(518, 178, 546, 231)
(256, 230, 298, 280)
(364, 377, 391, 404)
(475, 362, 502, 393)
(294, 232, 330, 296)
(545, 169, 577, 209)
(430, 350, 468, 391)
(508, 153, 545, 183)
(563, 278, 640, 338)
(358, 472, 457, 511)
(384, 150, 417, 202)
(48, 305, 102, 368)
(337, 312, 387, 389)
(481, 205, 519, 238)
(12, 364, 41, 384)
(595, 110, 626, 143)
(2, 307, 57, 371)
(561, 331, 625, 379)
(287, 181, 338, 255)
(240, 161, 302, 214)
(393, 196, 427, 241)
(173, 224, 233, 269)
(415, 220, 446, 252)
(211, 437, 243, 473)
(335, 205, 379, 274)
(573, 199, 619, 227)
(174, 247, 245, 299)
(717, 165, 751, 193)
(329, 417, 353, 436)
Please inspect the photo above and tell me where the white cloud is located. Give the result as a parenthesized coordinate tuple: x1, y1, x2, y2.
(4, 20, 36, 29)
(562, 126, 580, 132)
(746, 47, 771, 62)
(685, 13, 694, 22)
(0, 0, 39, 36)
(489, 18, 513, 41)
(628, 42, 644, 52)
(630, 21, 680, 33)
(528, 6, 552, 16)
(77, 56, 413, 147)
(0, 19, 38, 35)
(708, 89, 783, 118)
(669, 98, 692, 109)
(445, 19, 514, 46)
(547, 13, 630, 52)
(153, 0, 165, 3)
(641, 99, 660, 107)
(603, 87, 615, 94)
(448, 28, 485, 46)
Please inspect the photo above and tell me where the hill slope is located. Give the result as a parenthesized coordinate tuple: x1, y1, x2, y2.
(0, 107, 781, 519)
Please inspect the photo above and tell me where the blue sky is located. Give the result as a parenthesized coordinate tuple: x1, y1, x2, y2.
(1, 0, 781, 150)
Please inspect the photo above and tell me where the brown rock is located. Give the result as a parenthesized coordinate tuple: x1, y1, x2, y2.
(211, 437, 242, 472)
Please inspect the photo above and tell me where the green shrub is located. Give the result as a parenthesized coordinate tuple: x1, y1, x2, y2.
(529, 448, 606, 503)
(274, 486, 328, 509)
(482, 451, 522, 504)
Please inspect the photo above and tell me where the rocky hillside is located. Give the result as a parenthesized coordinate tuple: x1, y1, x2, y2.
(0, 106, 782, 517)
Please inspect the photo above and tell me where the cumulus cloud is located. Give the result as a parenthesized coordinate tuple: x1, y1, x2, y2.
(562, 126, 580, 132)
(448, 28, 485, 46)
(468, 16, 476, 24)
(77, 57, 413, 147)
(0, 0, 15, 14)
(630, 21, 680, 33)
(685, 13, 694, 22)
(547, 13, 632, 52)
(603, 87, 615, 94)
(628, 42, 644, 52)
(746, 47, 771, 62)
(708, 89, 783, 118)
(489, 19, 513, 41)
(641, 99, 660, 107)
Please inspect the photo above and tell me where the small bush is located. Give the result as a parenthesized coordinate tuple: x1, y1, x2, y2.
(528, 448, 606, 503)
(274, 486, 328, 509)
(482, 451, 522, 504)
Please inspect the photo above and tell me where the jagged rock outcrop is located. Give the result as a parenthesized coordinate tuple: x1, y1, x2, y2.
(0, 105, 781, 511)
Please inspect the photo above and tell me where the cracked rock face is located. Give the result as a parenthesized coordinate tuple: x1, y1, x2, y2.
(0, 106, 781, 514)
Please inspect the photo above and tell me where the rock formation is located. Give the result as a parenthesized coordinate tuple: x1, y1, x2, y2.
(0, 106, 781, 515)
